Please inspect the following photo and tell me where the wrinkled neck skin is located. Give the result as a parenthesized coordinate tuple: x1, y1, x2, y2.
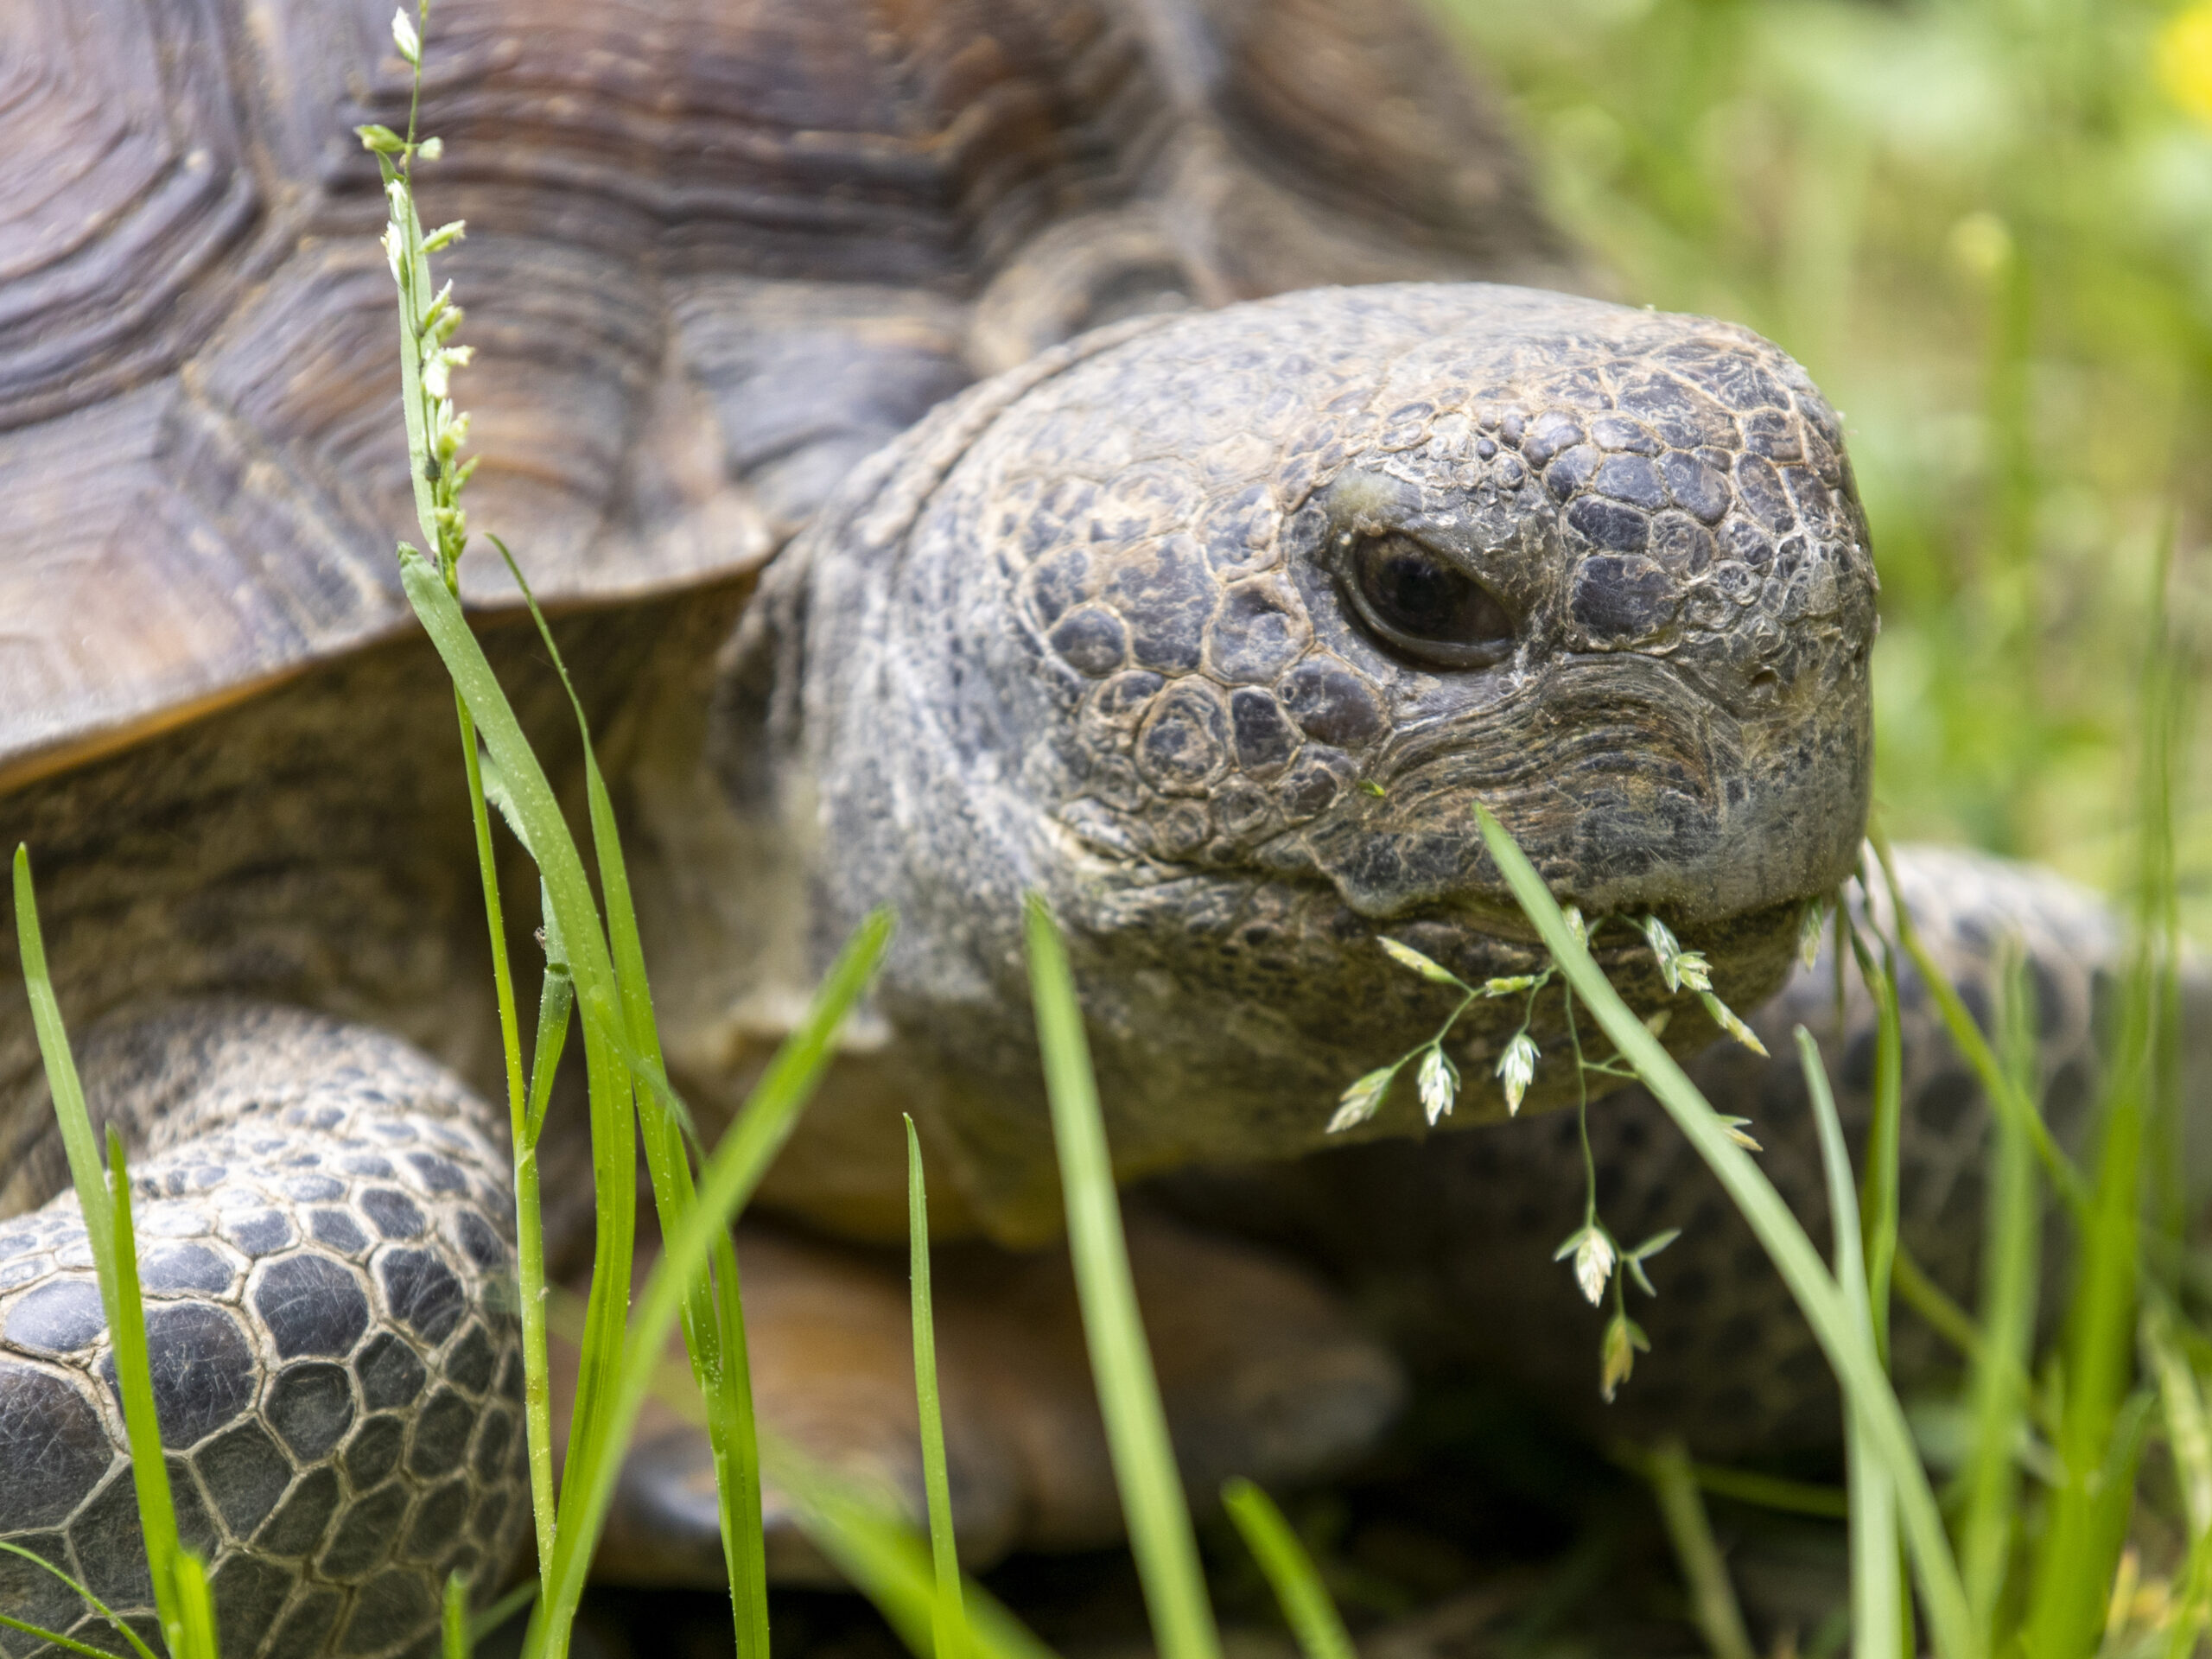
(702, 283, 1877, 1247)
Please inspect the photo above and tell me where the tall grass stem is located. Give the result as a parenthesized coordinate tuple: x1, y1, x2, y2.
(1474, 807, 1977, 1659)
(906, 1116, 969, 1659)
(1024, 895, 1223, 1659)
(1221, 1479, 1357, 1659)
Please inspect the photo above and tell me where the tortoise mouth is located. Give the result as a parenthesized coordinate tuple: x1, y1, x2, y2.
(1281, 651, 1868, 933)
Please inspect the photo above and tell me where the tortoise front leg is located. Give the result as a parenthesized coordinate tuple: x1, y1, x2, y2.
(0, 1003, 528, 1659)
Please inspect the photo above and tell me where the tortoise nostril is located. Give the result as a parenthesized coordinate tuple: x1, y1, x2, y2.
(1346, 532, 1514, 668)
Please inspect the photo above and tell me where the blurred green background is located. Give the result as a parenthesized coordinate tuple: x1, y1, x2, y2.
(1443, 0, 2212, 922)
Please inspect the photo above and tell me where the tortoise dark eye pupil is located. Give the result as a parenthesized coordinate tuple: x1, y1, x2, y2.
(1372, 550, 1456, 629)
(1348, 533, 1513, 666)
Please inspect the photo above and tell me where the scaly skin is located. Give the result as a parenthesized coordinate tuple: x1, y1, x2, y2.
(0, 1007, 526, 1659)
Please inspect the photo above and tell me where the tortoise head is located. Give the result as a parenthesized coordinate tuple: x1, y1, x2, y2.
(735, 283, 1876, 1239)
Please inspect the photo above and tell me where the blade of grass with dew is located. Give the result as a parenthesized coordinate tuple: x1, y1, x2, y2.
(525, 908, 892, 1659)
(1221, 1478, 1356, 1659)
(1645, 1438, 1756, 1659)
(12, 848, 196, 1656)
(487, 533, 772, 1659)
(907, 1116, 968, 1659)
(0, 1542, 160, 1659)
(1472, 805, 1979, 1659)
(1800, 1027, 1903, 1659)
(1960, 946, 2043, 1638)
(1025, 894, 1224, 1659)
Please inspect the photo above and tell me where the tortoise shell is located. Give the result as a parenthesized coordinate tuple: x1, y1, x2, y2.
(0, 0, 1573, 792)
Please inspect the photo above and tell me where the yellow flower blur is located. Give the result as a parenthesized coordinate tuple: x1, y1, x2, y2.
(2161, 1, 2212, 124)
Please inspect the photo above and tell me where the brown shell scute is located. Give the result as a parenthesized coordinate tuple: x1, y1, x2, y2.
(1, 0, 1575, 792)
(0, 0, 1170, 790)
(0, 2, 267, 432)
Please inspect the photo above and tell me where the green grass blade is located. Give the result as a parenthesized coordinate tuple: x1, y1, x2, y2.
(1220, 1478, 1357, 1659)
(2136, 519, 2187, 1257)
(550, 1293, 1046, 1659)
(1677, 1465, 1849, 1521)
(397, 547, 642, 1485)
(1646, 1438, 1756, 1659)
(1960, 948, 2044, 1639)
(443, 1570, 472, 1659)
(1870, 836, 2089, 1223)
(457, 700, 558, 1573)
(526, 908, 892, 1659)
(0, 1541, 159, 1659)
(524, 940, 573, 1148)
(471, 1580, 539, 1643)
(1800, 1028, 1904, 1659)
(99, 1130, 193, 1657)
(510, 1049, 557, 1572)
(906, 1116, 969, 1659)
(2162, 1510, 2212, 1659)
(1024, 894, 1224, 1659)
(486, 531, 772, 1659)
(1891, 1248, 1987, 1368)
(1473, 806, 1977, 1659)
(12, 857, 193, 1656)
(168, 1549, 215, 1659)
(761, 1432, 1058, 1659)
(14, 849, 111, 1251)
(2146, 1299, 2212, 1536)
(0, 1612, 145, 1659)
(2021, 1026, 2148, 1656)
(1844, 927, 1904, 1364)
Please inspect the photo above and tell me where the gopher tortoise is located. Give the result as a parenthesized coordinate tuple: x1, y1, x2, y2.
(0, 0, 2176, 1656)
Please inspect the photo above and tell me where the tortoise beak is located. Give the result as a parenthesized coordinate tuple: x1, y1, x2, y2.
(1301, 644, 1873, 932)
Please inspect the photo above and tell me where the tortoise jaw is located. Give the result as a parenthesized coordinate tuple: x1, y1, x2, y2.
(1293, 647, 1871, 937)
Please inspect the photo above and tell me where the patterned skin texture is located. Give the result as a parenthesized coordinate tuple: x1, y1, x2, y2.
(0, 1007, 528, 1659)
(760, 283, 1878, 1240)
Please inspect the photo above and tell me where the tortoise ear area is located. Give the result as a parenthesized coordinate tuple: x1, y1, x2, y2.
(967, 209, 1205, 377)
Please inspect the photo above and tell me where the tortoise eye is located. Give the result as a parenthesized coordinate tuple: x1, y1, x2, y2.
(1346, 533, 1515, 668)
